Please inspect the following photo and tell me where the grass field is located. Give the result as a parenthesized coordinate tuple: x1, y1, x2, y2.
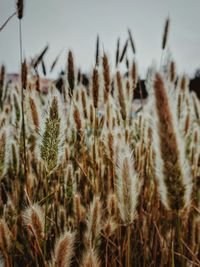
(0, 2, 200, 267)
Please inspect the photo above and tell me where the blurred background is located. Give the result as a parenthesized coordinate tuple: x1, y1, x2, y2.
(1, 0, 200, 78)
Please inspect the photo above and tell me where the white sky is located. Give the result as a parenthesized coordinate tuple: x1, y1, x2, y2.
(0, 0, 200, 78)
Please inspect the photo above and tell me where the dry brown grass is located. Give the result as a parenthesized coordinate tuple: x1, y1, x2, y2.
(0, 12, 199, 267)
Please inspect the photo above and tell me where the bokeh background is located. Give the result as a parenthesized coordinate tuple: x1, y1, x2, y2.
(1, 0, 200, 77)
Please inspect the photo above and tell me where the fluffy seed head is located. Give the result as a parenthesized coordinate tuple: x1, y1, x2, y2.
(0, 219, 12, 252)
(85, 196, 102, 246)
(40, 93, 64, 173)
(52, 231, 75, 267)
(116, 144, 140, 223)
(153, 73, 192, 211)
(22, 203, 45, 239)
(81, 248, 100, 267)
(103, 218, 117, 237)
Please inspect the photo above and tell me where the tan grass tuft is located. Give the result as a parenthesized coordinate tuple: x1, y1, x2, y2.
(52, 230, 75, 267)
(81, 248, 100, 267)
(153, 73, 191, 211)
(22, 203, 45, 239)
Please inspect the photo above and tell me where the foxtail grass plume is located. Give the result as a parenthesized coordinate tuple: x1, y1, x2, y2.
(81, 89, 88, 119)
(92, 68, 99, 109)
(51, 231, 75, 267)
(116, 144, 140, 223)
(107, 193, 118, 217)
(29, 96, 40, 132)
(162, 17, 170, 50)
(73, 193, 85, 222)
(169, 60, 176, 83)
(10, 141, 19, 175)
(131, 60, 138, 91)
(81, 248, 100, 267)
(103, 54, 110, 103)
(180, 74, 187, 92)
(116, 71, 126, 121)
(22, 203, 45, 239)
(16, 0, 24, 19)
(0, 129, 7, 179)
(67, 50, 75, 98)
(0, 219, 12, 267)
(21, 60, 27, 89)
(0, 219, 12, 253)
(153, 73, 192, 211)
(103, 218, 117, 238)
(191, 92, 200, 120)
(39, 91, 65, 173)
(85, 196, 102, 246)
(95, 35, 100, 67)
(73, 104, 82, 134)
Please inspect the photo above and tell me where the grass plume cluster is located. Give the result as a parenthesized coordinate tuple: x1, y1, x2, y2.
(0, 16, 200, 267)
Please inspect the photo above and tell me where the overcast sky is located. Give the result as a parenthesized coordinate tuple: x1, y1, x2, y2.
(1, 0, 200, 78)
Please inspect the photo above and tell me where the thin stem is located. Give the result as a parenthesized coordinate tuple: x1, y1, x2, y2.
(127, 224, 131, 267)
(106, 239, 108, 267)
(160, 49, 164, 70)
(0, 11, 16, 32)
(174, 212, 185, 267)
(19, 19, 27, 179)
(43, 171, 49, 261)
(172, 240, 175, 267)
(138, 78, 143, 110)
